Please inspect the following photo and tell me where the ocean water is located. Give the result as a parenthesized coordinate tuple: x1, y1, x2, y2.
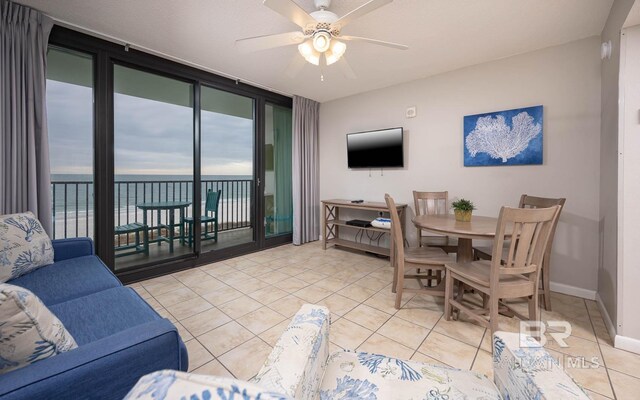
(51, 174, 253, 239)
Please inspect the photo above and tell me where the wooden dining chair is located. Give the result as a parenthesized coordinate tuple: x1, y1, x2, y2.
(444, 205, 561, 338)
(473, 194, 566, 310)
(413, 191, 457, 253)
(386, 194, 452, 309)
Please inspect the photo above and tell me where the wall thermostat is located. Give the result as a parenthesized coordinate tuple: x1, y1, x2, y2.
(406, 106, 417, 118)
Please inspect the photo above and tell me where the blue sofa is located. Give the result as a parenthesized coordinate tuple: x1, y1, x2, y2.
(0, 238, 189, 399)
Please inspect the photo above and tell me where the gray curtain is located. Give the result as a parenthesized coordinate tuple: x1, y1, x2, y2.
(292, 95, 320, 245)
(0, 0, 53, 234)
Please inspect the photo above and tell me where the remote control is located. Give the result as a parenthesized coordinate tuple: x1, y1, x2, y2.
(351, 200, 364, 203)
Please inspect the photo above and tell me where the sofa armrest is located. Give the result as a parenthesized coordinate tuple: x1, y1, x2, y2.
(0, 319, 187, 400)
(251, 304, 330, 400)
(493, 331, 590, 399)
(52, 237, 94, 261)
(125, 370, 292, 400)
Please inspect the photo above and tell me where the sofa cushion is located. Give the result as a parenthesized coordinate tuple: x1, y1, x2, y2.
(49, 287, 162, 345)
(319, 350, 501, 400)
(493, 331, 590, 399)
(125, 370, 292, 400)
(8, 255, 121, 306)
(0, 283, 77, 374)
(0, 212, 54, 282)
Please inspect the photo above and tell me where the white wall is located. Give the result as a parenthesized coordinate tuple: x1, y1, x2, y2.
(319, 37, 602, 295)
(599, 0, 636, 335)
(618, 23, 640, 347)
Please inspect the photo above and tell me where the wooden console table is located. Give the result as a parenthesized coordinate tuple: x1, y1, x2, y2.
(321, 199, 407, 259)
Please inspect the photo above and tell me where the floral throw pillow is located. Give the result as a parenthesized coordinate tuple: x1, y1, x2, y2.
(0, 212, 54, 282)
(0, 283, 78, 374)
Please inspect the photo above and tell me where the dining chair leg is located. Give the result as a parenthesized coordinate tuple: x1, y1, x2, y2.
(391, 252, 398, 294)
(394, 265, 405, 310)
(542, 258, 551, 311)
(528, 293, 540, 324)
(489, 295, 499, 340)
(444, 271, 453, 321)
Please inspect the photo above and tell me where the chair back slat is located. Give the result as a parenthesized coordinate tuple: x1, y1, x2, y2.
(205, 189, 222, 216)
(385, 194, 404, 263)
(493, 206, 561, 281)
(413, 191, 448, 216)
(519, 194, 566, 209)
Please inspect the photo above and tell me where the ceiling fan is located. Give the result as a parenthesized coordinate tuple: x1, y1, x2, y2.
(236, 0, 408, 78)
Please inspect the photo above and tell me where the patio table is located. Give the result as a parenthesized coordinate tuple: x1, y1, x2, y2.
(136, 201, 191, 253)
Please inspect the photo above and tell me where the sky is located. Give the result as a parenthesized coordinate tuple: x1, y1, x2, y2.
(47, 80, 254, 176)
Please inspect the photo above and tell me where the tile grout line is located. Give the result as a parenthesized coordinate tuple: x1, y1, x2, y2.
(584, 298, 617, 399)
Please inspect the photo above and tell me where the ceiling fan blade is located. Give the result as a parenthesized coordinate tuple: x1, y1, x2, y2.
(341, 35, 408, 50)
(334, 0, 392, 28)
(337, 56, 357, 80)
(263, 0, 315, 29)
(236, 31, 306, 53)
(285, 55, 306, 78)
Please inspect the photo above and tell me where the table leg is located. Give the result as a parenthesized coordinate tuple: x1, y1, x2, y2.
(142, 210, 149, 255)
(157, 209, 162, 246)
(179, 208, 185, 245)
(457, 238, 473, 263)
(169, 208, 175, 253)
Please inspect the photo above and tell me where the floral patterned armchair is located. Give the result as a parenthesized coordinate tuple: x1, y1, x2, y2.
(125, 304, 589, 400)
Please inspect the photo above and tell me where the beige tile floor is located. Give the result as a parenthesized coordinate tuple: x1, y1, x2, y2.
(129, 241, 640, 399)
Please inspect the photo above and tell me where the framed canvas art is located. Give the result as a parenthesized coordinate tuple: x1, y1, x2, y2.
(464, 105, 543, 166)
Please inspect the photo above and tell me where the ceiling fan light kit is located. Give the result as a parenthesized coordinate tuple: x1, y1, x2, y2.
(237, 0, 408, 78)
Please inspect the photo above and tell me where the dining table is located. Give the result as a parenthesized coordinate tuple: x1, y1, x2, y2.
(411, 214, 513, 263)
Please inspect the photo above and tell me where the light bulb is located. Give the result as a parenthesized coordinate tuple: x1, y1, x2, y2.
(312, 32, 331, 53)
(325, 51, 338, 65)
(330, 40, 346, 57)
(304, 52, 320, 66)
(298, 40, 313, 57)
(325, 41, 346, 65)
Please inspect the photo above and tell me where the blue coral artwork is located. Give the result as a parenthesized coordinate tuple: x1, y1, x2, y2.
(464, 105, 543, 166)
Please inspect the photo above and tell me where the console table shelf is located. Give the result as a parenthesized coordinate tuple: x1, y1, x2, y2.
(321, 199, 406, 259)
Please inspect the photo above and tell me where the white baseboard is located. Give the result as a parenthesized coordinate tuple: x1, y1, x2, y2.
(549, 281, 596, 300)
(595, 294, 640, 355)
(596, 292, 619, 344)
(615, 334, 640, 354)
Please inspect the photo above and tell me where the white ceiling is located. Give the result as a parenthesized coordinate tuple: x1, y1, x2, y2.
(625, 1, 640, 28)
(16, 0, 613, 102)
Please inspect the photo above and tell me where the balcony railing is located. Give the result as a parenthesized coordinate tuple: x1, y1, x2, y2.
(51, 179, 253, 240)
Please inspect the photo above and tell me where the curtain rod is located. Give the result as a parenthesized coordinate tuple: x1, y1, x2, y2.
(50, 17, 293, 98)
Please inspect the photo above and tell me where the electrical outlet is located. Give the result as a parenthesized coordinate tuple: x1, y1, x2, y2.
(378, 211, 384, 217)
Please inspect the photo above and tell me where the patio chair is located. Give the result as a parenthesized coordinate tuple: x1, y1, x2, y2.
(184, 189, 221, 247)
(114, 222, 149, 257)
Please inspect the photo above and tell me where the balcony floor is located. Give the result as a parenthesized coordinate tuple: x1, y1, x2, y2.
(114, 227, 253, 271)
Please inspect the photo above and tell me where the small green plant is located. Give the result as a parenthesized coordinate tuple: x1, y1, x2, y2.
(451, 198, 476, 212)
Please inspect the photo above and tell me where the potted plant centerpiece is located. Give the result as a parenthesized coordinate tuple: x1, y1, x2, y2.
(452, 198, 475, 222)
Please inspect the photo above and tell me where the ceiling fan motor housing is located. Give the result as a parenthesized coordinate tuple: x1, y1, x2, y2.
(314, 0, 332, 10)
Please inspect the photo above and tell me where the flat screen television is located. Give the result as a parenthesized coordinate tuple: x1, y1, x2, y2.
(346, 127, 404, 168)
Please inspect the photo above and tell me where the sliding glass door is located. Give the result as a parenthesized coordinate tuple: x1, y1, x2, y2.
(200, 86, 256, 253)
(264, 103, 293, 238)
(113, 65, 195, 270)
(46, 47, 94, 240)
(47, 28, 292, 281)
